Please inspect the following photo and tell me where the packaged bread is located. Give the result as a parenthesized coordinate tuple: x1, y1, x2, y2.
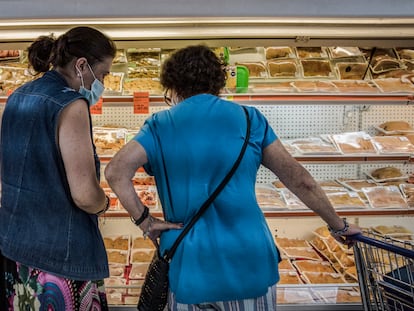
(326, 191, 367, 209)
(267, 59, 298, 78)
(331, 131, 377, 154)
(374, 78, 414, 93)
(235, 62, 268, 78)
(127, 279, 144, 295)
(123, 78, 162, 94)
(332, 80, 379, 93)
(336, 62, 368, 80)
(328, 47, 362, 59)
(104, 235, 130, 250)
(93, 127, 126, 156)
(107, 250, 129, 265)
(132, 236, 156, 249)
(278, 271, 303, 284)
(130, 249, 155, 263)
(314, 226, 331, 239)
(296, 47, 327, 58)
(293, 260, 336, 273)
(371, 136, 414, 154)
(109, 264, 125, 278)
(134, 185, 158, 209)
(281, 247, 321, 260)
(104, 277, 127, 294)
(129, 263, 150, 279)
(362, 186, 408, 209)
(265, 47, 293, 59)
(373, 225, 413, 235)
(275, 237, 310, 248)
(317, 288, 361, 303)
(278, 259, 296, 271)
(291, 137, 340, 154)
(369, 166, 403, 180)
(302, 272, 346, 284)
(106, 292, 123, 305)
(377, 120, 414, 133)
(124, 296, 139, 305)
(301, 59, 334, 78)
(337, 178, 378, 191)
(400, 184, 414, 208)
(397, 49, 414, 60)
(292, 80, 337, 93)
(280, 189, 308, 210)
(277, 288, 315, 304)
(103, 72, 123, 93)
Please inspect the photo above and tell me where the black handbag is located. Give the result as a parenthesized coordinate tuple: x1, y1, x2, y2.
(137, 106, 251, 311)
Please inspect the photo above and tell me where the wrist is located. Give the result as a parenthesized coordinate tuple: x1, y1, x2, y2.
(96, 195, 110, 216)
(328, 218, 349, 236)
(131, 206, 150, 226)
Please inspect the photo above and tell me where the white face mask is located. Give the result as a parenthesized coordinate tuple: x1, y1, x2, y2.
(76, 63, 105, 106)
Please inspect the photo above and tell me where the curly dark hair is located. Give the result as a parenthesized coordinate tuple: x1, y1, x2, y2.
(160, 45, 226, 99)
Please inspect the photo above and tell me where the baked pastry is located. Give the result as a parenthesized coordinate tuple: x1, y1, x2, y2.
(107, 250, 129, 264)
(132, 236, 156, 249)
(278, 272, 303, 284)
(336, 62, 368, 80)
(104, 236, 130, 250)
(302, 272, 346, 284)
(370, 167, 403, 179)
(379, 121, 413, 132)
(267, 60, 297, 78)
(235, 62, 267, 78)
(296, 47, 325, 58)
(275, 237, 310, 248)
(279, 259, 295, 271)
(130, 249, 155, 263)
(265, 47, 292, 59)
(293, 260, 336, 273)
(129, 263, 150, 279)
(301, 60, 333, 77)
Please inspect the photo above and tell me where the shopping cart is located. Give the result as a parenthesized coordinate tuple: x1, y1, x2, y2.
(352, 232, 414, 311)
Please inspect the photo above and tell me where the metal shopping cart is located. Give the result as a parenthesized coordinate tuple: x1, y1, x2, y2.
(352, 232, 414, 311)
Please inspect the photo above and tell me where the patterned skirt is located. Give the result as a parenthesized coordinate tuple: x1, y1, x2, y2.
(0, 252, 108, 311)
(168, 283, 277, 311)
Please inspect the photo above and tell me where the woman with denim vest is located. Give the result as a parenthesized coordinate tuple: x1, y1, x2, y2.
(0, 26, 116, 310)
(105, 45, 361, 311)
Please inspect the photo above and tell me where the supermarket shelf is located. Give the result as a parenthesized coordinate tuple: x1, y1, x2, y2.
(1, 93, 413, 106)
(102, 208, 414, 219)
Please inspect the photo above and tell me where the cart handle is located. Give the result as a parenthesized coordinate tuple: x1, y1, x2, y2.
(349, 233, 414, 259)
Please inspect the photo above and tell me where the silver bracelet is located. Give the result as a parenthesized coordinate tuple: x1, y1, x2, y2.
(327, 218, 349, 235)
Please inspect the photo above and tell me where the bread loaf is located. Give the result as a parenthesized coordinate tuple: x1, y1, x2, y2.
(379, 121, 413, 131)
(370, 167, 402, 179)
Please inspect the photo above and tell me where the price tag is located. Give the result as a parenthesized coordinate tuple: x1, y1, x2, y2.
(133, 92, 150, 114)
(90, 97, 103, 114)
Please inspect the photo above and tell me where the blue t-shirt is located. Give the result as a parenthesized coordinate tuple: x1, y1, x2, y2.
(135, 94, 280, 304)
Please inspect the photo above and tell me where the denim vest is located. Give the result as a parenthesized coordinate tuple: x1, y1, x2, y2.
(0, 70, 108, 280)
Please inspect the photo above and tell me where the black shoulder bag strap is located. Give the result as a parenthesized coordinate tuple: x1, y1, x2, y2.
(153, 106, 250, 262)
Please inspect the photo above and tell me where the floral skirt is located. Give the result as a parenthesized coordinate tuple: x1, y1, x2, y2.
(0, 252, 108, 311)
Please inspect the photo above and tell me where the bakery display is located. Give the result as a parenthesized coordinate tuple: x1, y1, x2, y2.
(366, 166, 405, 182)
(331, 131, 377, 154)
(371, 136, 414, 154)
(362, 186, 408, 209)
(267, 59, 299, 78)
(301, 59, 335, 78)
(336, 62, 368, 80)
(265, 47, 294, 59)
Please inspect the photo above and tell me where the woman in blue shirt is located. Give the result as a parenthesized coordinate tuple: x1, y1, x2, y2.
(105, 45, 361, 310)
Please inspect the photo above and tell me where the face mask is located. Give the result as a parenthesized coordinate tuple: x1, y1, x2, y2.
(76, 63, 105, 106)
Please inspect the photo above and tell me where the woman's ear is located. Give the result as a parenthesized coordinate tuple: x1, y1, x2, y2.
(75, 57, 88, 73)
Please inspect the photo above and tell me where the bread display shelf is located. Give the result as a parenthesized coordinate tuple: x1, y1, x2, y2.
(102, 208, 414, 219)
(1, 93, 413, 105)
